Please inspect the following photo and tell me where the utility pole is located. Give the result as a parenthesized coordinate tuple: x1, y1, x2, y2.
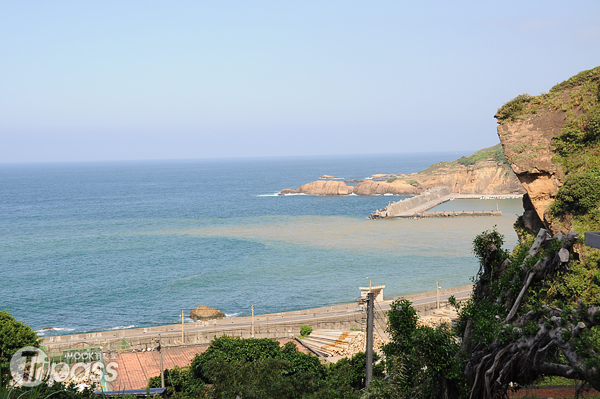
(251, 304, 256, 338)
(155, 336, 164, 388)
(365, 292, 374, 388)
(436, 279, 443, 309)
(181, 310, 184, 344)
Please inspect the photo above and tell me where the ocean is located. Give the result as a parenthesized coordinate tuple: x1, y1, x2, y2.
(0, 153, 523, 336)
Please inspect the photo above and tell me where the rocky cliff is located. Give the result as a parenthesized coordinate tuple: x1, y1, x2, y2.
(280, 144, 524, 196)
(495, 66, 600, 233)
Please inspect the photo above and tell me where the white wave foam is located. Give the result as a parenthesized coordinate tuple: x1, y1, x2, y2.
(256, 193, 280, 197)
(364, 177, 373, 180)
(348, 193, 357, 196)
(225, 312, 242, 318)
(109, 325, 137, 330)
(36, 327, 76, 336)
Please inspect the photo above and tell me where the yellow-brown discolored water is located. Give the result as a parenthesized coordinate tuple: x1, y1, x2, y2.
(1, 156, 523, 335)
(151, 199, 520, 257)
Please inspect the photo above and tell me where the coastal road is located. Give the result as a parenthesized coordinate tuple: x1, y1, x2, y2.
(43, 287, 472, 347)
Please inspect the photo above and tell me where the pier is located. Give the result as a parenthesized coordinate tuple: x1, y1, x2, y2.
(369, 186, 518, 219)
(369, 187, 451, 219)
(397, 210, 502, 219)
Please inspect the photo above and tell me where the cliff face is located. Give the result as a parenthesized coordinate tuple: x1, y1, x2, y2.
(353, 180, 420, 195)
(414, 158, 524, 195)
(495, 66, 600, 233)
(496, 109, 567, 228)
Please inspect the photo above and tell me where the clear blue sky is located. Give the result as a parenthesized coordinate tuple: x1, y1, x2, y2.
(1, 1, 599, 163)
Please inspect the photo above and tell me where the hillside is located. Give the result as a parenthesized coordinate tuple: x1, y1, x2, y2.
(280, 144, 525, 196)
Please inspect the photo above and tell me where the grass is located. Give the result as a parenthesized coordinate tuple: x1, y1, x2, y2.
(418, 143, 508, 175)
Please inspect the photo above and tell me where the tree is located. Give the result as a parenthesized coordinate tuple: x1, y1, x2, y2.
(459, 228, 600, 399)
(372, 299, 464, 399)
(0, 310, 40, 387)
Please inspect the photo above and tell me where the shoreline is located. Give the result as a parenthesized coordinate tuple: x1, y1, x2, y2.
(41, 284, 473, 351)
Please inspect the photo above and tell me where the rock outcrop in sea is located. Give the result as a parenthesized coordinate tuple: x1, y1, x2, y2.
(190, 305, 225, 321)
(278, 180, 355, 196)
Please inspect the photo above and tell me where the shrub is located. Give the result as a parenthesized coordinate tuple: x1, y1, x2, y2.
(553, 108, 600, 157)
(496, 93, 534, 122)
(0, 310, 41, 387)
(148, 366, 205, 397)
(456, 145, 508, 167)
(300, 325, 312, 337)
(551, 171, 600, 216)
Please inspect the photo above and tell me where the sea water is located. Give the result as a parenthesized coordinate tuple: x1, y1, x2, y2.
(0, 153, 523, 335)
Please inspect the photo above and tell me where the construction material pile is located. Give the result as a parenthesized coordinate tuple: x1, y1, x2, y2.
(417, 316, 452, 328)
(46, 362, 103, 387)
(417, 307, 458, 328)
(300, 330, 385, 357)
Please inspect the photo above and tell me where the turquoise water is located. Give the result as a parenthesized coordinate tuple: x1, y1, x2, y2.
(0, 154, 522, 335)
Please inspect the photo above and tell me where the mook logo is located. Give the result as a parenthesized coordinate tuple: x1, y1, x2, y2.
(10, 347, 118, 387)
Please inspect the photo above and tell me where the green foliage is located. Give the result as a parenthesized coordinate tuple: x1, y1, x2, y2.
(1, 381, 96, 399)
(537, 248, 600, 307)
(300, 325, 313, 337)
(191, 336, 324, 385)
(326, 352, 383, 393)
(522, 321, 540, 336)
(553, 108, 600, 157)
(148, 366, 206, 398)
(203, 357, 321, 399)
(447, 295, 459, 310)
(496, 93, 534, 122)
(472, 227, 508, 272)
(406, 180, 419, 186)
(551, 170, 600, 216)
(456, 228, 572, 345)
(159, 335, 383, 398)
(456, 144, 507, 167)
(385, 177, 399, 183)
(381, 299, 465, 398)
(550, 66, 600, 93)
(0, 310, 40, 387)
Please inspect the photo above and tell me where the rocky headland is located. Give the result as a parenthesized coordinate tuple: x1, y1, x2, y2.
(279, 144, 525, 196)
(495, 66, 600, 234)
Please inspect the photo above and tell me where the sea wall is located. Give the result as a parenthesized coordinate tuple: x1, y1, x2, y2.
(370, 186, 450, 218)
(42, 284, 472, 353)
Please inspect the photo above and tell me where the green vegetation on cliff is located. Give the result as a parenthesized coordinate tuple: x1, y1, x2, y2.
(455, 143, 508, 167)
(420, 143, 509, 174)
(496, 66, 600, 125)
(548, 68, 600, 234)
(497, 66, 600, 235)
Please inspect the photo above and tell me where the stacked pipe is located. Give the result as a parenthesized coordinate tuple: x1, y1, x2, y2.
(300, 330, 384, 357)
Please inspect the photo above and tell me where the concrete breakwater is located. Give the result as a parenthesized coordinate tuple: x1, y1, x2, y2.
(369, 187, 451, 219)
(369, 187, 519, 219)
(398, 210, 502, 219)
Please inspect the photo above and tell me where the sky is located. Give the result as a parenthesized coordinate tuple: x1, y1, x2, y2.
(1, 1, 599, 163)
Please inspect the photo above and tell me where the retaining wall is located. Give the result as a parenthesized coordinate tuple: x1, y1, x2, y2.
(43, 285, 472, 353)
